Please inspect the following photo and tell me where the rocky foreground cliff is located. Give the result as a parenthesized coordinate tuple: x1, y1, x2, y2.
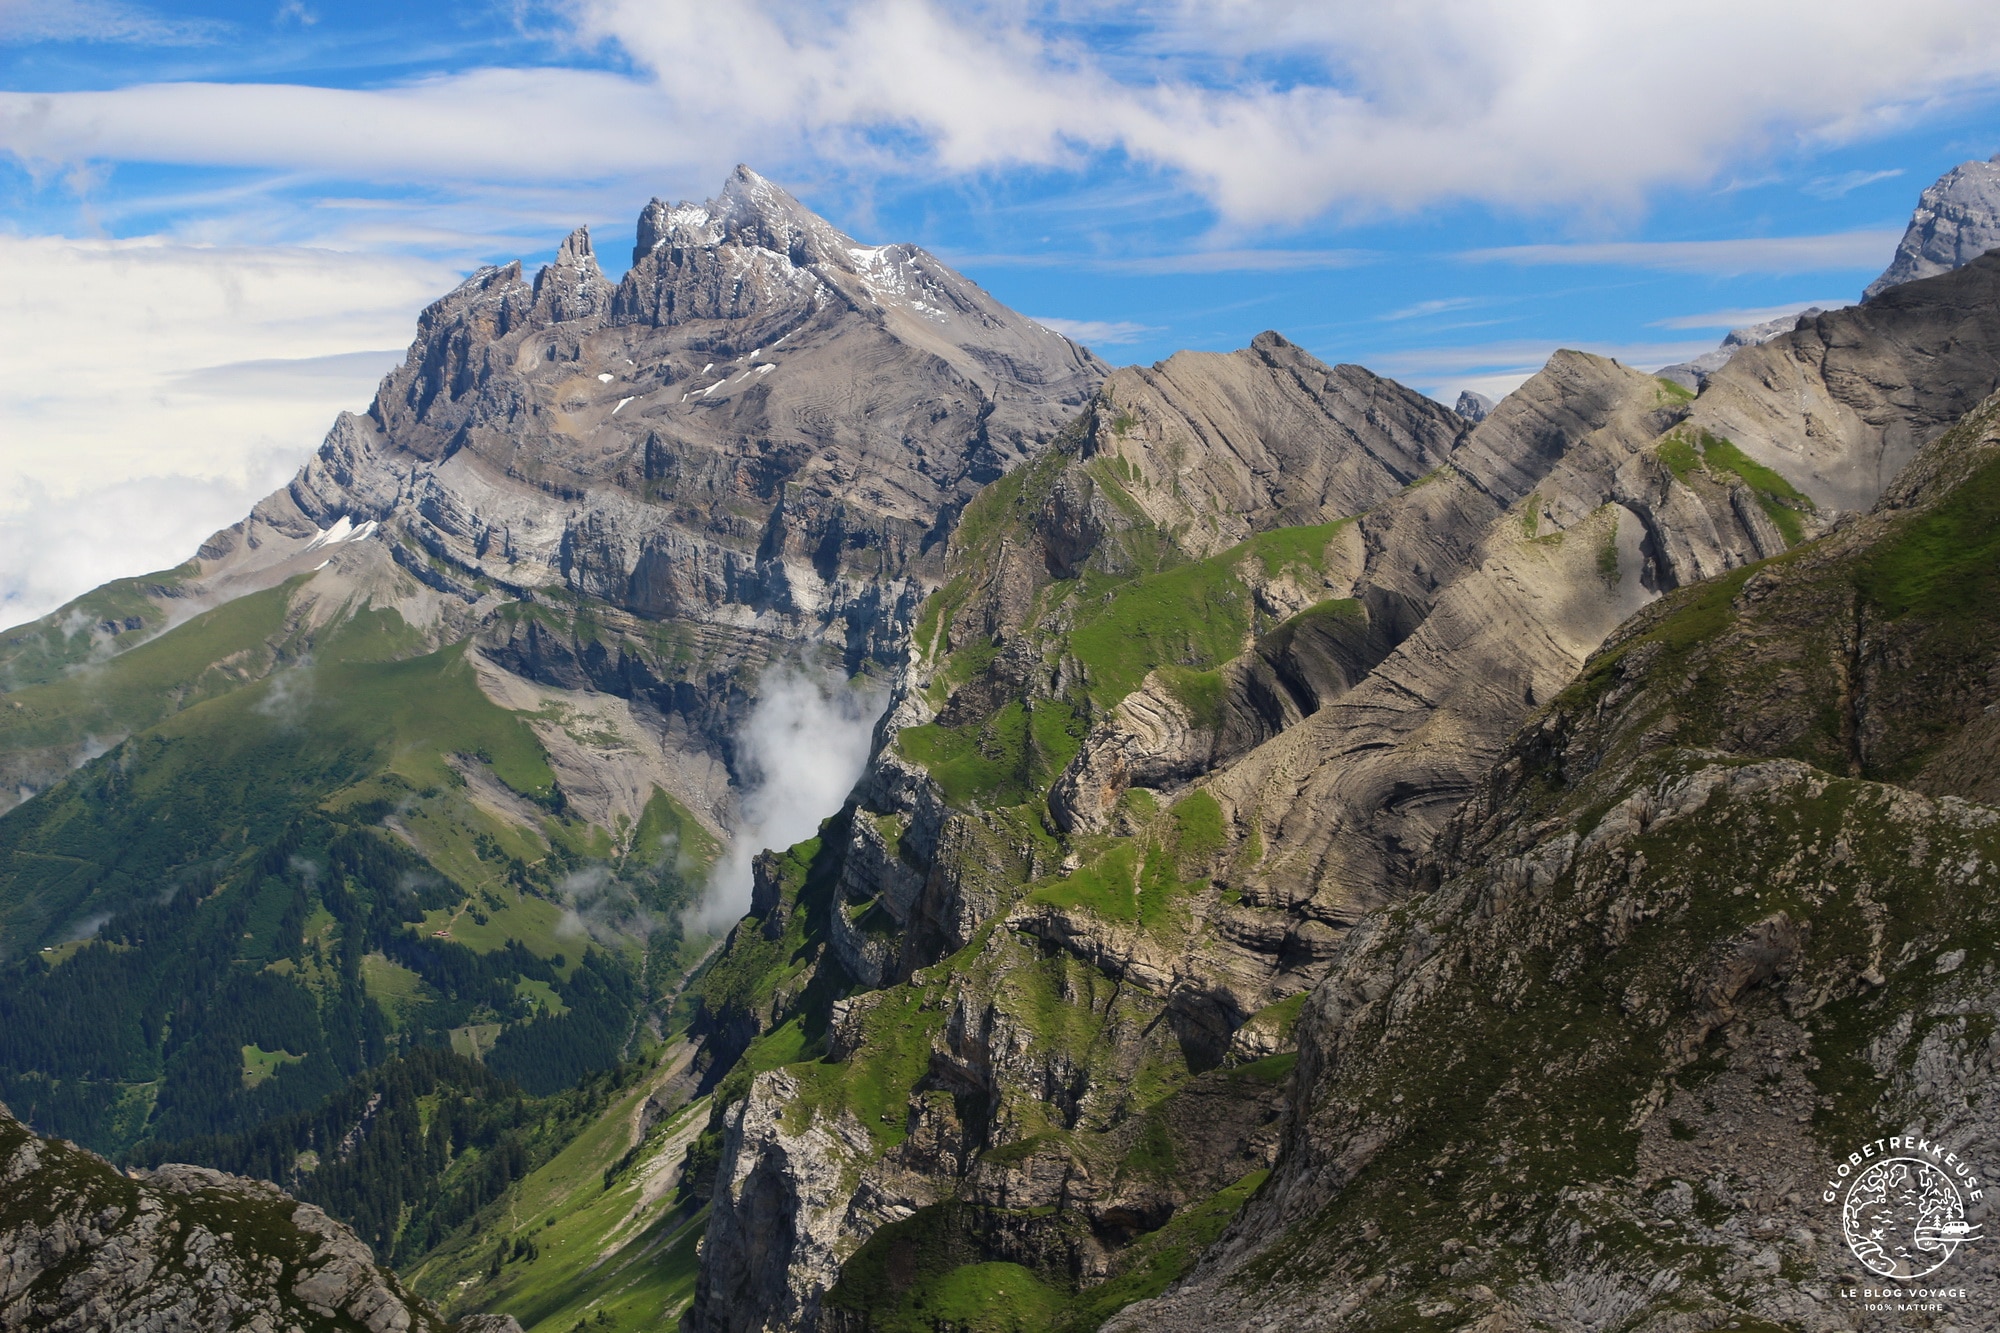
(0, 1100, 511, 1333)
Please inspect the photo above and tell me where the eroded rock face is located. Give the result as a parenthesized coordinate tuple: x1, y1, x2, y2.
(0, 1101, 460, 1333)
(2, 167, 1104, 830)
(1693, 250, 2000, 513)
(1655, 306, 1824, 393)
(1119, 392, 2000, 1331)
(683, 264, 2000, 1328)
(1866, 151, 2000, 300)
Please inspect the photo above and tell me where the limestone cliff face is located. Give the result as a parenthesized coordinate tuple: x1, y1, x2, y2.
(680, 253, 2000, 1332)
(1688, 252, 2000, 514)
(0, 1101, 498, 1333)
(0, 167, 1103, 831)
(1120, 391, 2000, 1331)
(1866, 151, 2000, 300)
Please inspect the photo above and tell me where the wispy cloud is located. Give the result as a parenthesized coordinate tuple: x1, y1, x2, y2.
(1804, 168, 1905, 198)
(947, 248, 1375, 274)
(0, 234, 456, 625)
(1650, 300, 1851, 330)
(1030, 316, 1156, 345)
(167, 349, 405, 399)
(1366, 337, 1719, 400)
(0, 0, 223, 44)
(1381, 296, 1480, 322)
(1103, 249, 1376, 274)
(1461, 229, 1902, 275)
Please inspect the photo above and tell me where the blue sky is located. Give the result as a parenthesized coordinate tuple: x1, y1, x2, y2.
(4, 0, 2000, 622)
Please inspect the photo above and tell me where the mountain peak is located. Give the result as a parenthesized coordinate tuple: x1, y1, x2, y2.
(1865, 150, 2000, 299)
(631, 165, 851, 269)
(553, 224, 596, 270)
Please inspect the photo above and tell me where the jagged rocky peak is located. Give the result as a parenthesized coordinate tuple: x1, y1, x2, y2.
(1866, 149, 2000, 299)
(530, 224, 613, 324)
(634, 164, 847, 269)
(196, 162, 1105, 639)
(47, 164, 1106, 837)
(1453, 388, 1495, 422)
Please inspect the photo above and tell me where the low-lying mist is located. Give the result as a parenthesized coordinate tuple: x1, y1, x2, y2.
(694, 666, 886, 933)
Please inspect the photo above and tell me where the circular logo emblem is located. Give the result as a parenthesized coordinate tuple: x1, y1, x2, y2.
(1842, 1156, 1978, 1279)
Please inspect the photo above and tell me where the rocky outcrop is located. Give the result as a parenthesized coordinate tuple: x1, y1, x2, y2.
(1655, 305, 1825, 391)
(1685, 250, 2000, 513)
(1452, 390, 1494, 423)
(0, 1100, 463, 1333)
(1118, 390, 2000, 1331)
(685, 1070, 887, 1333)
(1866, 151, 2000, 299)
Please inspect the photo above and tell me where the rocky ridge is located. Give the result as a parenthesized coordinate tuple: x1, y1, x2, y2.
(1866, 150, 2000, 299)
(1118, 386, 2000, 1331)
(0, 1100, 508, 1333)
(674, 252, 2000, 1330)
(1655, 306, 1826, 393)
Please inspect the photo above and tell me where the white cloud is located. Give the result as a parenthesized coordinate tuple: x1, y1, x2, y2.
(1031, 316, 1154, 344)
(1461, 230, 1903, 274)
(1805, 168, 1905, 199)
(0, 466, 295, 631)
(697, 668, 885, 932)
(5, 1, 1999, 225)
(1651, 301, 1852, 330)
(1381, 297, 1481, 322)
(0, 234, 457, 627)
(0, 71, 705, 185)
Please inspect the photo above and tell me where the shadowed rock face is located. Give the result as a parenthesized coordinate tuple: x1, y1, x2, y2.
(1687, 252, 2000, 514)
(1866, 151, 2000, 300)
(1117, 392, 2000, 1333)
(0, 1101, 501, 1333)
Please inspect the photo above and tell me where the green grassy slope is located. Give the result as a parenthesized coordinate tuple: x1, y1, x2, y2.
(0, 563, 196, 691)
(0, 580, 713, 1171)
(407, 1049, 712, 1333)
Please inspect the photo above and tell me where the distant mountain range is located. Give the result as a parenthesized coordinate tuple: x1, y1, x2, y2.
(4, 156, 2000, 1333)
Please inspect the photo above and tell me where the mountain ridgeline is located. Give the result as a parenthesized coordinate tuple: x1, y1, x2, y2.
(4, 164, 2000, 1333)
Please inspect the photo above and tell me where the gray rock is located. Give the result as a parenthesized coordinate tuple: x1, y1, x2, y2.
(1654, 306, 1824, 392)
(1866, 151, 2000, 299)
(0, 1102, 451, 1333)
(8, 165, 1108, 834)
(1453, 389, 1495, 422)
